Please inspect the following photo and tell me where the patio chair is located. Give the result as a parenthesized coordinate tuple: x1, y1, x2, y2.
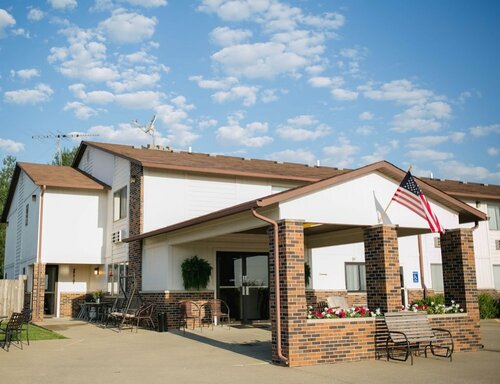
(326, 296, 349, 309)
(180, 301, 203, 332)
(0, 312, 24, 351)
(125, 303, 156, 332)
(20, 308, 32, 346)
(205, 299, 230, 329)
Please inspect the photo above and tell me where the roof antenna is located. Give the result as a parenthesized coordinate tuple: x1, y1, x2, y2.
(132, 115, 157, 147)
(32, 132, 99, 166)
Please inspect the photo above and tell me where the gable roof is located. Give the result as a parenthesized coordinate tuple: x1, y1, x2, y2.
(1, 163, 109, 223)
(75, 141, 347, 182)
(422, 177, 500, 202)
(125, 161, 487, 243)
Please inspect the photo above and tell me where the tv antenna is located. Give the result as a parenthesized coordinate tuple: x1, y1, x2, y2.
(32, 132, 99, 165)
(132, 115, 157, 146)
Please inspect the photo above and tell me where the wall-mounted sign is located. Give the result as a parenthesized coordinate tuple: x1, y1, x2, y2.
(412, 271, 419, 283)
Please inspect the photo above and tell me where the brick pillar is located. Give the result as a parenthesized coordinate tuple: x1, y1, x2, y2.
(32, 263, 46, 322)
(440, 228, 479, 317)
(363, 225, 401, 313)
(128, 163, 143, 291)
(269, 219, 306, 366)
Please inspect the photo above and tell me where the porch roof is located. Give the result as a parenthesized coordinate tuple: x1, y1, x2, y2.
(124, 161, 487, 243)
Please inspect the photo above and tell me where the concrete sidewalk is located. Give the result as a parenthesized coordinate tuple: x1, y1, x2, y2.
(0, 319, 499, 384)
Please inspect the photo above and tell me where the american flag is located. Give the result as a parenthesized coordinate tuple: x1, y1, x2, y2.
(391, 171, 444, 233)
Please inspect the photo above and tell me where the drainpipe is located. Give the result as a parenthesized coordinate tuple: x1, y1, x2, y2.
(251, 208, 288, 365)
(417, 234, 427, 300)
(36, 185, 46, 320)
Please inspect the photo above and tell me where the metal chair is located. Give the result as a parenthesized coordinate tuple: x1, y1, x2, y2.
(180, 301, 203, 332)
(206, 299, 230, 329)
(20, 308, 32, 346)
(126, 303, 156, 332)
(0, 312, 24, 351)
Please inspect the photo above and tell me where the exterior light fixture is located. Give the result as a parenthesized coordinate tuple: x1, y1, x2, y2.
(130, 175, 136, 184)
(94, 267, 99, 276)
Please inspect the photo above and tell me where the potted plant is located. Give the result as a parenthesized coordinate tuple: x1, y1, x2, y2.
(181, 256, 212, 290)
(93, 290, 103, 304)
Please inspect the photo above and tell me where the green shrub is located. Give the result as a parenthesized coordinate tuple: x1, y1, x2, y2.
(478, 293, 500, 319)
(181, 255, 212, 290)
(412, 294, 445, 307)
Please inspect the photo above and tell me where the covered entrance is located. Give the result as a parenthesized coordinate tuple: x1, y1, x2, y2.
(217, 251, 269, 323)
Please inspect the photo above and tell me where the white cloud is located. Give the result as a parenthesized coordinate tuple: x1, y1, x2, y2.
(212, 42, 308, 79)
(10, 68, 40, 80)
(308, 76, 344, 88)
(197, 0, 272, 22)
(359, 111, 373, 121)
(198, 118, 218, 129)
(322, 136, 359, 168)
(48, 0, 77, 10)
(276, 115, 331, 141)
(408, 149, 454, 161)
(212, 85, 258, 107)
(27, 8, 45, 21)
(108, 71, 160, 92)
(216, 113, 273, 147)
(4, 83, 54, 104)
(267, 149, 316, 165)
(261, 89, 279, 103)
(64, 101, 98, 120)
(86, 90, 115, 104)
(88, 123, 170, 147)
(392, 102, 452, 133)
(331, 88, 358, 101)
(0, 138, 24, 153)
(115, 91, 163, 109)
(124, 0, 167, 7)
(407, 133, 465, 149)
(361, 141, 398, 164)
(356, 125, 374, 135)
(99, 9, 157, 44)
(154, 101, 199, 147)
(469, 124, 500, 137)
(0, 9, 15, 38)
(487, 147, 498, 156)
(435, 160, 500, 183)
(12, 28, 31, 38)
(189, 75, 239, 90)
(171, 95, 195, 111)
(210, 26, 252, 46)
(362, 79, 434, 105)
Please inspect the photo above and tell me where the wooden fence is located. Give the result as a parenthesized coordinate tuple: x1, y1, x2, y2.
(0, 275, 26, 317)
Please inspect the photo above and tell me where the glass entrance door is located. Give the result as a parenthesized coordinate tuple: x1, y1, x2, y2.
(217, 252, 269, 323)
(44, 265, 58, 316)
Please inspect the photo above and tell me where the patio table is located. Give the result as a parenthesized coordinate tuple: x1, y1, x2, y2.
(85, 302, 111, 323)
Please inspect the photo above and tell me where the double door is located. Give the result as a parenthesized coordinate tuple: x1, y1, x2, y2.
(217, 252, 269, 323)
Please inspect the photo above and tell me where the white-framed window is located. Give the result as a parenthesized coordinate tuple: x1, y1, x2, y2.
(107, 262, 129, 295)
(488, 205, 500, 230)
(345, 263, 366, 292)
(430, 263, 444, 292)
(113, 186, 127, 221)
(493, 265, 500, 290)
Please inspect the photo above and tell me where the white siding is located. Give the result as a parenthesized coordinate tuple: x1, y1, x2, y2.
(143, 169, 298, 232)
(109, 157, 130, 264)
(42, 188, 107, 264)
(77, 146, 115, 186)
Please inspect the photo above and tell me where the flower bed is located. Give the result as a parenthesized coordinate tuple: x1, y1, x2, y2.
(307, 305, 379, 319)
(410, 299, 464, 314)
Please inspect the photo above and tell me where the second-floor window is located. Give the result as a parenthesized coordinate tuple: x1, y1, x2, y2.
(487, 205, 500, 230)
(345, 262, 366, 292)
(113, 186, 127, 221)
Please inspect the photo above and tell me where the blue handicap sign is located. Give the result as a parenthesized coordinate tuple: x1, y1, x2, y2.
(412, 271, 419, 283)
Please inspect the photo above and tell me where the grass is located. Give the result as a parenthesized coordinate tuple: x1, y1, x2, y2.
(1, 323, 66, 342)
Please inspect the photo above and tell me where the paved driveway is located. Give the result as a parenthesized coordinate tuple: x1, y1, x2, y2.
(0, 319, 499, 384)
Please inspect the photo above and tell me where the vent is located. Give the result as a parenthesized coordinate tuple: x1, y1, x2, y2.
(496, 240, 500, 251)
(434, 237, 441, 248)
(112, 229, 127, 243)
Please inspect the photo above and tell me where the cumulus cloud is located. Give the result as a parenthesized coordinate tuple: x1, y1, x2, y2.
(356, 125, 375, 136)
(362, 79, 434, 105)
(210, 26, 252, 46)
(216, 113, 273, 147)
(469, 124, 500, 137)
(212, 85, 258, 106)
(276, 115, 331, 141)
(48, 0, 77, 10)
(267, 149, 317, 165)
(27, 8, 45, 21)
(4, 83, 54, 104)
(0, 138, 24, 153)
(407, 149, 454, 161)
(64, 101, 98, 120)
(322, 136, 359, 168)
(361, 141, 398, 164)
(261, 89, 279, 103)
(153, 97, 199, 147)
(189, 75, 239, 90)
(487, 147, 498, 156)
(331, 88, 358, 101)
(124, 0, 167, 7)
(87, 123, 170, 147)
(308, 76, 344, 88)
(98, 9, 157, 44)
(10, 68, 40, 81)
(359, 111, 374, 121)
(391, 101, 452, 132)
(407, 133, 465, 149)
(0, 9, 15, 38)
(435, 160, 500, 183)
(198, 118, 218, 129)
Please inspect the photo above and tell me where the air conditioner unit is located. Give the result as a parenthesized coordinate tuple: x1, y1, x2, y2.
(112, 229, 127, 243)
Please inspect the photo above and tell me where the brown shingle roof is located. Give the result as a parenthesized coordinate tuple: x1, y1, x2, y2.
(77, 141, 347, 182)
(422, 178, 500, 201)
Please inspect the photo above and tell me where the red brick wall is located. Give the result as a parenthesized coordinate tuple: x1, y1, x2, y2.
(428, 314, 481, 352)
(407, 289, 438, 304)
(59, 293, 86, 318)
(363, 225, 401, 313)
(129, 163, 144, 291)
(32, 263, 45, 322)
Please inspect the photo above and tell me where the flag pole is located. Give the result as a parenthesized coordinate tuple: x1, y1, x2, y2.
(384, 165, 413, 214)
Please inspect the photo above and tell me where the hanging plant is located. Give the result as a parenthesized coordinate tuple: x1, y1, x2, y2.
(181, 256, 213, 290)
(304, 262, 311, 287)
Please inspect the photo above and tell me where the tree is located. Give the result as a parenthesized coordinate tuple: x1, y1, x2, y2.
(0, 155, 16, 278)
(51, 146, 79, 166)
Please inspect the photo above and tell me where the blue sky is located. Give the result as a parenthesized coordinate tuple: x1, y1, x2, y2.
(0, 0, 499, 183)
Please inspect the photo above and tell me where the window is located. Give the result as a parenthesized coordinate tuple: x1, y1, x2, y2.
(25, 204, 29, 226)
(345, 263, 366, 292)
(113, 186, 127, 221)
(430, 264, 444, 292)
(488, 205, 500, 230)
(434, 237, 441, 248)
(107, 262, 128, 295)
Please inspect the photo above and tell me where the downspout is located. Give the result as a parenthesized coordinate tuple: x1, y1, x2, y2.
(417, 234, 427, 300)
(36, 185, 46, 320)
(251, 208, 288, 365)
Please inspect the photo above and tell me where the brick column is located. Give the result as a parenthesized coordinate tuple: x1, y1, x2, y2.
(440, 228, 479, 317)
(363, 225, 401, 313)
(128, 163, 143, 291)
(269, 219, 306, 366)
(32, 263, 46, 322)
